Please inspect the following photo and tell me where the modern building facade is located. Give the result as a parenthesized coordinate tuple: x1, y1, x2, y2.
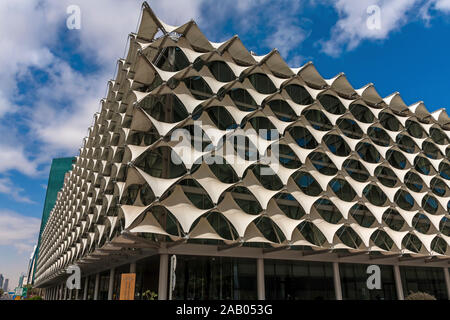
(35, 2, 450, 300)
(32, 157, 75, 285)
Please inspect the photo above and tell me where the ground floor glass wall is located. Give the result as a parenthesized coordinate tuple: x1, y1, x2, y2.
(98, 271, 110, 300)
(264, 259, 335, 300)
(340, 263, 397, 300)
(400, 266, 448, 300)
(135, 255, 160, 300)
(171, 256, 257, 300)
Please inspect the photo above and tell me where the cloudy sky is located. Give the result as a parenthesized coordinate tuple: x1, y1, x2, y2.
(1, 0, 450, 290)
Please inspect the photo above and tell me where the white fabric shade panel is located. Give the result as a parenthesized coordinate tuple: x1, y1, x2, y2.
(34, 2, 450, 286)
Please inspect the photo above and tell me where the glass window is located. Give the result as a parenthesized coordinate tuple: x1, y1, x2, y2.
(134, 255, 160, 300)
(430, 127, 449, 145)
(357, 142, 381, 163)
(350, 104, 375, 123)
(248, 73, 276, 94)
(379, 112, 401, 131)
(284, 84, 314, 105)
(208, 61, 235, 82)
(229, 88, 257, 112)
(183, 76, 213, 100)
(140, 94, 188, 123)
(308, 152, 338, 175)
(375, 166, 398, 187)
(324, 134, 351, 156)
(171, 256, 257, 300)
(363, 184, 387, 206)
(292, 171, 322, 196)
(265, 260, 335, 300)
(400, 266, 448, 300)
(207, 107, 237, 130)
(340, 263, 397, 300)
(382, 209, 405, 231)
(387, 150, 408, 169)
(368, 127, 391, 146)
(343, 159, 369, 182)
(303, 109, 333, 131)
(337, 118, 364, 139)
(318, 94, 346, 115)
(288, 126, 318, 149)
(155, 47, 189, 72)
(406, 120, 425, 138)
(267, 100, 297, 122)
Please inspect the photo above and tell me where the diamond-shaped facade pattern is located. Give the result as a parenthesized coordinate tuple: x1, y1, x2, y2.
(35, 3, 450, 285)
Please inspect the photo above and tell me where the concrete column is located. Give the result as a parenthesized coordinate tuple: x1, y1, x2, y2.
(83, 277, 89, 300)
(63, 285, 67, 300)
(393, 265, 404, 300)
(443, 268, 450, 300)
(75, 287, 79, 300)
(108, 268, 115, 300)
(58, 284, 62, 300)
(130, 262, 136, 273)
(93, 273, 100, 300)
(333, 262, 343, 300)
(158, 254, 169, 300)
(257, 258, 265, 300)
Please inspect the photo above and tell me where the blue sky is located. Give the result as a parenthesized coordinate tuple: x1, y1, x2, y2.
(1, 0, 450, 289)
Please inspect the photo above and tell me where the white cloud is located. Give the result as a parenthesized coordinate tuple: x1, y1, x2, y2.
(321, 0, 422, 56)
(434, 0, 450, 11)
(0, 0, 207, 175)
(0, 178, 35, 204)
(0, 210, 40, 252)
(320, 0, 450, 56)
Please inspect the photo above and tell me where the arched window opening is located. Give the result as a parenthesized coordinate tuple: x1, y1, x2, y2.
(140, 94, 188, 123)
(357, 142, 381, 163)
(375, 166, 398, 187)
(274, 193, 306, 220)
(229, 88, 258, 112)
(324, 134, 351, 156)
(387, 150, 408, 170)
(382, 209, 405, 231)
(350, 104, 374, 123)
(337, 118, 363, 139)
(368, 127, 391, 147)
(248, 73, 277, 94)
(288, 126, 318, 149)
(379, 112, 402, 131)
(154, 46, 190, 72)
(183, 76, 213, 100)
(267, 100, 297, 122)
(284, 84, 314, 105)
(350, 204, 376, 227)
(314, 199, 343, 224)
(363, 184, 387, 206)
(343, 159, 369, 182)
(207, 61, 235, 82)
(308, 152, 338, 175)
(318, 94, 346, 115)
(304, 109, 333, 131)
(292, 171, 322, 196)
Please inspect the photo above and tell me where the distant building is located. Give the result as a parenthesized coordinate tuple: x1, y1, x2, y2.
(26, 245, 37, 286)
(0, 274, 4, 289)
(3, 279, 9, 292)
